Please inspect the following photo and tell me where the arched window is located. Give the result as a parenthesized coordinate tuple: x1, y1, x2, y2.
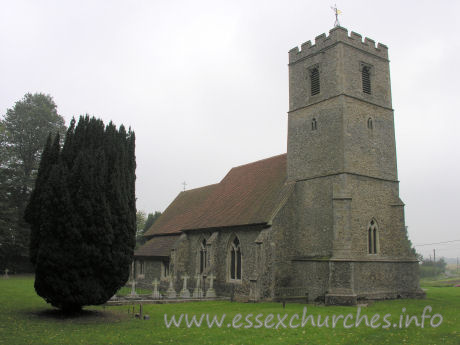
(362, 66, 371, 94)
(229, 236, 242, 280)
(199, 238, 207, 274)
(310, 67, 320, 96)
(367, 117, 373, 130)
(368, 219, 378, 254)
(311, 118, 317, 131)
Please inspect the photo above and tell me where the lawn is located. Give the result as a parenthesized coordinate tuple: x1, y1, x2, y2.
(0, 276, 458, 345)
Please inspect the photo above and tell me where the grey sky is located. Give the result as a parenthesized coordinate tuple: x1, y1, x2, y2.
(1, 0, 459, 259)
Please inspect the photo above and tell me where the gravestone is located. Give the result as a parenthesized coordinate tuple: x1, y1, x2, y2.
(192, 274, 203, 298)
(166, 275, 177, 299)
(151, 278, 161, 299)
(180, 274, 191, 298)
(128, 279, 138, 298)
(205, 272, 216, 298)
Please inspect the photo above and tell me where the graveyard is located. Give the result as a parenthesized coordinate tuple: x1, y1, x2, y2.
(0, 275, 458, 345)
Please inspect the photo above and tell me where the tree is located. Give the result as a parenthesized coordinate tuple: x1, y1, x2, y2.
(419, 257, 447, 278)
(0, 93, 66, 272)
(136, 211, 161, 246)
(136, 210, 147, 235)
(24, 115, 136, 312)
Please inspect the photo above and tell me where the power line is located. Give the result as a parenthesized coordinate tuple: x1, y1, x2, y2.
(414, 239, 460, 247)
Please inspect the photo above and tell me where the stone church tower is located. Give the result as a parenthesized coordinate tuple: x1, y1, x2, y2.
(135, 26, 424, 305)
(284, 26, 423, 304)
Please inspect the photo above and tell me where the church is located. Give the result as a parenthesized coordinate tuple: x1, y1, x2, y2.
(134, 26, 424, 305)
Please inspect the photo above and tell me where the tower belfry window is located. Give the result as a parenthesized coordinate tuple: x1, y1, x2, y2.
(368, 219, 378, 254)
(310, 67, 320, 96)
(362, 66, 371, 94)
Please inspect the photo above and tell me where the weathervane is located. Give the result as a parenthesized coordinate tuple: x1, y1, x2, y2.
(330, 4, 342, 27)
(182, 181, 187, 191)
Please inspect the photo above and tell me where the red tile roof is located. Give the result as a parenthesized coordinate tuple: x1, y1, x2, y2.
(134, 235, 179, 257)
(144, 184, 218, 236)
(144, 153, 289, 237)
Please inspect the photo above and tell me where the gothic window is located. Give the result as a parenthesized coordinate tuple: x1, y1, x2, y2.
(311, 118, 317, 131)
(139, 260, 144, 275)
(161, 259, 170, 278)
(368, 219, 379, 254)
(310, 67, 320, 96)
(229, 236, 242, 281)
(199, 238, 207, 274)
(362, 65, 371, 94)
(367, 117, 373, 130)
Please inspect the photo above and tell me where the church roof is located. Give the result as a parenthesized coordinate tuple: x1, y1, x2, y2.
(144, 153, 289, 237)
(135, 235, 179, 257)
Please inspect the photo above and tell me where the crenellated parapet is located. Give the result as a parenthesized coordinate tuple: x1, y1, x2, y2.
(289, 26, 388, 64)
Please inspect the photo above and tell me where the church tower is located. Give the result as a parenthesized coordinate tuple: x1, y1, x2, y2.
(285, 27, 423, 304)
(288, 26, 395, 181)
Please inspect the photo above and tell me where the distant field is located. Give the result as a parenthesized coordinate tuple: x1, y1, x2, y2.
(421, 275, 460, 287)
(0, 276, 459, 345)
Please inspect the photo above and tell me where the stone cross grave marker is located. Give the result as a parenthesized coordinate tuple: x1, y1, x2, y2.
(166, 274, 177, 299)
(180, 274, 191, 298)
(206, 272, 216, 298)
(151, 278, 161, 299)
(193, 274, 203, 298)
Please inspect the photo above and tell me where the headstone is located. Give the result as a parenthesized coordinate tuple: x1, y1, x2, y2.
(180, 274, 191, 298)
(128, 279, 138, 298)
(125, 261, 139, 298)
(192, 274, 203, 298)
(205, 272, 216, 298)
(166, 275, 177, 299)
(151, 278, 161, 299)
(3, 268, 9, 279)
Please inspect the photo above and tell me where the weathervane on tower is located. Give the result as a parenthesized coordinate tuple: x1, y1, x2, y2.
(331, 4, 342, 27)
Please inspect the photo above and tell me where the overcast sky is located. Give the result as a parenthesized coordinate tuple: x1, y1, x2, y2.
(1, 0, 459, 259)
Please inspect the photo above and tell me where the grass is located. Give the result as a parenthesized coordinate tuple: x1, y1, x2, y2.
(116, 286, 152, 296)
(0, 276, 459, 345)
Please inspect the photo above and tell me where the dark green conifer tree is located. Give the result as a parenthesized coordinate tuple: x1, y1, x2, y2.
(25, 115, 136, 312)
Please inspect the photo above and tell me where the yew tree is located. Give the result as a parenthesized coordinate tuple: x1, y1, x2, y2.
(25, 115, 136, 312)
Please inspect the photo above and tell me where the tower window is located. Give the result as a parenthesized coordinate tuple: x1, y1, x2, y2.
(362, 66, 371, 94)
(310, 67, 320, 96)
(311, 118, 317, 131)
(367, 117, 373, 130)
(368, 219, 378, 254)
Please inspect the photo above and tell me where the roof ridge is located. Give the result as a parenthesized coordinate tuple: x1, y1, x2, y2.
(230, 153, 287, 170)
(180, 183, 219, 194)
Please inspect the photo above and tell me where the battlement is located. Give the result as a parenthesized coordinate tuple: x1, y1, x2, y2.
(289, 26, 388, 64)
